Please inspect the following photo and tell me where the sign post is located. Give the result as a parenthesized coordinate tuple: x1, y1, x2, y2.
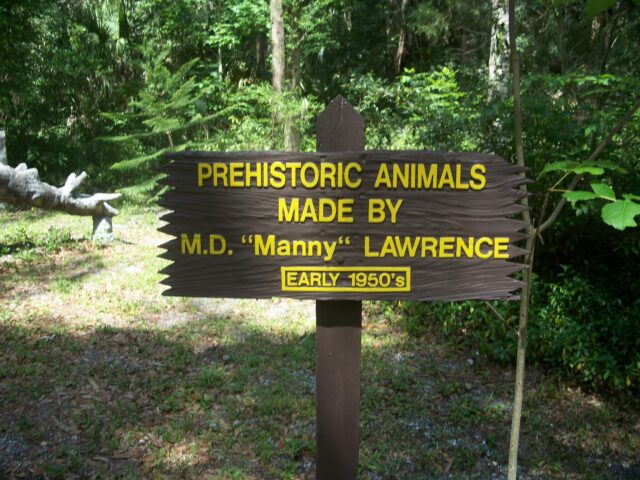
(315, 96, 364, 480)
(159, 96, 529, 479)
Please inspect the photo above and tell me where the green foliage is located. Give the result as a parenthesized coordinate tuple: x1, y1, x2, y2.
(398, 267, 640, 393)
(0, 225, 76, 259)
(601, 199, 640, 229)
(542, 168, 640, 229)
(529, 269, 640, 391)
(539, 160, 623, 177)
(343, 67, 481, 151)
(106, 47, 205, 166)
(584, 0, 616, 19)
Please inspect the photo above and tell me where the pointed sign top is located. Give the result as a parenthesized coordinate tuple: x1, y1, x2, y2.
(316, 95, 365, 152)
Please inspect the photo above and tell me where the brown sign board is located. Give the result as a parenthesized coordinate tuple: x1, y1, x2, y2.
(158, 150, 528, 301)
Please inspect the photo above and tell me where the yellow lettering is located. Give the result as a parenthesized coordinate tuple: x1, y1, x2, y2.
(392, 163, 410, 189)
(307, 241, 322, 257)
(310, 272, 322, 286)
(255, 234, 276, 256)
(213, 163, 228, 187)
(394, 236, 420, 257)
(417, 164, 438, 189)
(368, 199, 386, 223)
(380, 236, 398, 257)
(438, 164, 455, 189)
(455, 164, 469, 190)
(368, 198, 403, 223)
(181, 234, 201, 255)
(208, 234, 227, 255)
(197, 163, 212, 187)
(421, 237, 438, 257)
(270, 162, 286, 188)
(455, 237, 474, 258)
(292, 240, 307, 256)
(301, 199, 318, 223)
(286, 271, 298, 286)
(278, 198, 299, 222)
(337, 199, 354, 223)
(374, 164, 392, 189)
(298, 272, 310, 287)
(344, 163, 362, 189)
(470, 164, 486, 190)
(474, 237, 493, 259)
(494, 237, 510, 259)
(245, 162, 261, 187)
(364, 236, 379, 257)
(386, 199, 403, 223)
(318, 198, 336, 222)
(439, 237, 455, 258)
(320, 163, 337, 188)
(301, 163, 319, 188)
(288, 162, 302, 188)
(229, 162, 244, 187)
(277, 241, 291, 256)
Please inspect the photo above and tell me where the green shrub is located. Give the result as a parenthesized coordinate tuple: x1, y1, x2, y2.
(398, 267, 640, 393)
(0, 225, 75, 257)
(341, 67, 481, 151)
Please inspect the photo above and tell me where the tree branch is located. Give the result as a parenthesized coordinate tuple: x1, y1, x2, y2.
(0, 163, 121, 217)
(538, 98, 640, 234)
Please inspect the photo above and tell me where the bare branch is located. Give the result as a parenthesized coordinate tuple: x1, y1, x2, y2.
(484, 300, 507, 323)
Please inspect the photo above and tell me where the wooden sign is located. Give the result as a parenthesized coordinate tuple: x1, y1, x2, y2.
(159, 150, 528, 300)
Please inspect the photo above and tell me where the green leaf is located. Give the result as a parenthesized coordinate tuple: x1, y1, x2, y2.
(117, 174, 165, 194)
(110, 143, 191, 171)
(601, 200, 640, 230)
(590, 182, 616, 200)
(564, 191, 598, 205)
(623, 193, 640, 201)
(573, 166, 604, 175)
(540, 160, 576, 175)
(585, 0, 616, 19)
(583, 160, 626, 174)
(539, 159, 622, 177)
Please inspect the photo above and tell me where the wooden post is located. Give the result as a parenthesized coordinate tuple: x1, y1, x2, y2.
(315, 96, 364, 480)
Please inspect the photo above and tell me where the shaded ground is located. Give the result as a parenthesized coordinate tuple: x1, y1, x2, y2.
(1, 207, 638, 479)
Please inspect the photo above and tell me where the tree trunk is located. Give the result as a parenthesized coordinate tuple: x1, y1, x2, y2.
(270, 0, 285, 94)
(217, 0, 224, 77)
(285, 1, 302, 152)
(218, 45, 224, 78)
(256, 33, 265, 77)
(554, 6, 569, 74)
(506, 0, 533, 478)
(394, 0, 410, 74)
(488, 0, 509, 101)
(0, 130, 6, 166)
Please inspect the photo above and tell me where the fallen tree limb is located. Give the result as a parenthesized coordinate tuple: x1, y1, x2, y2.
(0, 162, 121, 217)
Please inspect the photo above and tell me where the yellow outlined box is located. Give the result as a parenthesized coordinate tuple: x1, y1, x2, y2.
(281, 266, 411, 293)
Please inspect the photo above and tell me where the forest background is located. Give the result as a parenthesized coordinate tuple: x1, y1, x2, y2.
(1, 0, 640, 395)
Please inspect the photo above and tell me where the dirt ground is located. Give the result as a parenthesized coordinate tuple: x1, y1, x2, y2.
(1, 207, 639, 479)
